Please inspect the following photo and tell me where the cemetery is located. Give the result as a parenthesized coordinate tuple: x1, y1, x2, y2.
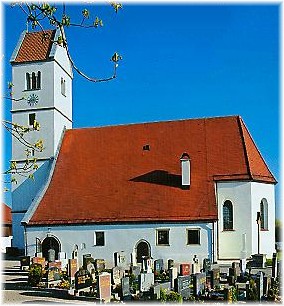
(21, 250, 281, 303)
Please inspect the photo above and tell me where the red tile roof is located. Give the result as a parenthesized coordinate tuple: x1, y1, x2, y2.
(12, 30, 56, 63)
(2, 203, 12, 224)
(28, 116, 276, 225)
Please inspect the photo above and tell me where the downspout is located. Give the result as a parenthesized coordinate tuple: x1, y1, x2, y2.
(212, 221, 215, 263)
(23, 223, 27, 256)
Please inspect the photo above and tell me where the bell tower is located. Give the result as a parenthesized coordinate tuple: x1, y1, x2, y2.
(10, 28, 73, 250)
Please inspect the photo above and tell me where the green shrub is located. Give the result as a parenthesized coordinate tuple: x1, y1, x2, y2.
(28, 263, 43, 286)
(160, 289, 182, 303)
(266, 258, 272, 266)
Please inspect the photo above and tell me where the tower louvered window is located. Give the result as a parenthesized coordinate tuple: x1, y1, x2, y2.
(26, 71, 41, 90)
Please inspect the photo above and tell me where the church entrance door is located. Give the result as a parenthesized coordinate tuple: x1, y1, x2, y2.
(42, 236, 60, 262)
(135, 240, 151, 263)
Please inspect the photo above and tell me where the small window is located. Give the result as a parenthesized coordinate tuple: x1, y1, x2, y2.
(29, 113, 36, 126)
(187, 229, 200, 244)
(260, 199, 268, 230)
(61, 77, 66, 96)
(223, 200, 233, 230)
(156, 229, 170, 245)
(95, 231, 105, 246)
(37, 71, 41, 89)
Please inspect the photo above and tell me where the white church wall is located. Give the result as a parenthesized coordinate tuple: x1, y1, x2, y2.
(250, 182, 275, 258)
(26, 222, 213, 268)
(216, 181, 276, 260)
(217, 181, 253, 259)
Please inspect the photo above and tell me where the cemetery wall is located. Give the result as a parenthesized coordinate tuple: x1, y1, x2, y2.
(26, 222, 213, 267)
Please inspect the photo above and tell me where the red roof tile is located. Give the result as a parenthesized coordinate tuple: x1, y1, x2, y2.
(12, 30, 56, 63)
(2, 203, 12, 224)
(28, 116, 276, 225)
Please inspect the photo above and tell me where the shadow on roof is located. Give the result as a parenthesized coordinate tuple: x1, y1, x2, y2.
(129, 170, 182, 188)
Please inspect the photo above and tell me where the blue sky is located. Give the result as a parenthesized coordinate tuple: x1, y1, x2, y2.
(3, 4, 280, 216)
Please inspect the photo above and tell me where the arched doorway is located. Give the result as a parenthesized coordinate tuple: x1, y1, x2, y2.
(42, 236, 60, 261)
(135, 240, 151, 263)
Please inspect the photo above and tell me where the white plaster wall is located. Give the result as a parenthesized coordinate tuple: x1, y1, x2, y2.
(217, 182, 252, 259)
(1, 236, 13, 253)
(26, 222, 213, 268)
(53, 61, 72, 121)
(11, 62, 55, 110)
(250, 182, 275, 258)
(216, 181, 276, 260)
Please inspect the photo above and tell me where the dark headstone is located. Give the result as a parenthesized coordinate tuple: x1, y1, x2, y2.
(192, 272, 206, 296)
(175, 275, 191, 298)
(75, 268, 92, 290)
(20, 256, 30, 269)
(83, 254, 94, 269)
(154, 259, 164, 273)
(256, 272, 264, 301)
(272, 253, 277, 278)
(168, 259, 174, 270)
(251, 254, 266, 268)
(227, 275, 235, 286)
(208, 268, 220, 289)
(180, 263, 190, 276)
(95, 259, 106, 272)
(203, 258, 211, 274)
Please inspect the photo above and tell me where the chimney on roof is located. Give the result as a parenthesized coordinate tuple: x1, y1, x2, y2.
(180, 153, 190, 189)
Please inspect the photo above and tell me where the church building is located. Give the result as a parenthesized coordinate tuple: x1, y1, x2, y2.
(10, 30, 277, 268)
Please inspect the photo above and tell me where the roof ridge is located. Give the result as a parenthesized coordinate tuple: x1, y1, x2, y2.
(69, 115, 241, 132)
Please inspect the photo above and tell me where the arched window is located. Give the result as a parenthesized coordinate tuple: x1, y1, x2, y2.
(37, 71, 41, 89)
(223, 200, 233, 230)
(26, 73, 31, 90)
(260, 198, 268, 230)
(32, 72, 36, 89)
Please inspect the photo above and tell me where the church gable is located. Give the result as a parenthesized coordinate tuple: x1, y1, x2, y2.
(26, 116, 276, 226)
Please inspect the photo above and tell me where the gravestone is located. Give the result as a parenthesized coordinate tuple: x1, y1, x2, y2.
(75, 268, 92, 290)
(83, 254, 94, 269)
(169, 267, 178, 289)
(272, 253, 277, 279)
(150, 282, 171, 300)
(232, 262, 241, 278)
(131, 265, 141, 279)
(175, 275, 191, 298)
(68, 258, 78, 281)
(192, 272, 206, 296)
(97, 272, 111, 302)
(32, 257, 45, 268)
(121, 277, 131, 300)
(47, 266, 61, 288)
(48, 261, 61, 269)
(131, 251, 137, 266)
(86, 262, 95, 274)
(20, 256, 30, 270)
(112, 266, 123, 286)
(240, 259, 246, 274)
(47, 248, 56, 262)
(256, 271, 264, 301)
(227, 275, 235, 286)
(168, 259, 174, 270)
(154, 259, 164, 273)
(95, 259, 106, 272)
(203, 258, 211, 274)
(208, 268, 220, 289)
(180, 263, 190, 276)
(139, 272, 154, 292)
(114, 251, 127, 269)
(58, 252, 67, 270)
(251, 254, 266, 268)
